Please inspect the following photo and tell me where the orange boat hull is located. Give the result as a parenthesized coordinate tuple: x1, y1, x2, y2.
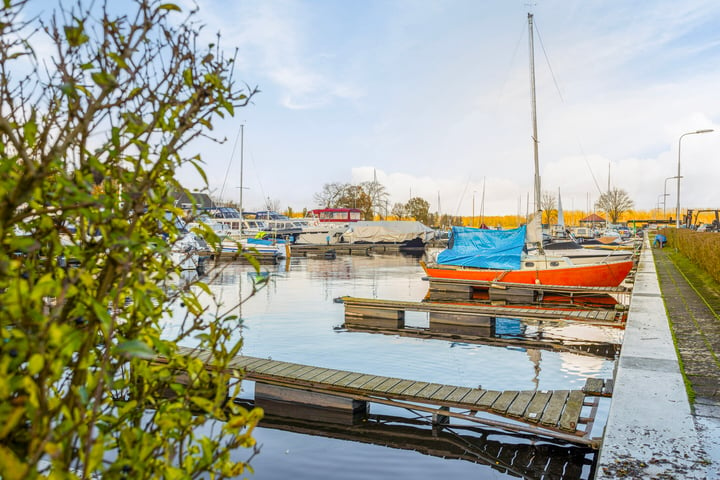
(423, 259, 634, 288)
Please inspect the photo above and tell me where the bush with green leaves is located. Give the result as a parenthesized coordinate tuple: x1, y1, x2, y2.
(0, 0, 263, 477)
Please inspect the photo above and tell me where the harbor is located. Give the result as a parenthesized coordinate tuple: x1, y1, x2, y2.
(161, 241, 613, 478)
(5, 3, 720, 479)
(161, 231, 720, 479)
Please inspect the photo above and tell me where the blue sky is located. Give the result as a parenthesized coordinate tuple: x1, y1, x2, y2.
(85, 1, 720, 216)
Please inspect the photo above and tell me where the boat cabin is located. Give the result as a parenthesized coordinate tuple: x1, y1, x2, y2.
(309, 208, 362, 223)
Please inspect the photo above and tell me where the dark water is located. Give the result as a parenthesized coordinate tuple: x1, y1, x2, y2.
(170, 253, 622, 479)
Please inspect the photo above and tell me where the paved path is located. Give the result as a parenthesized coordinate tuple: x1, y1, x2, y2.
(654, 243, 720, 478)
(595, 237, 719, 479)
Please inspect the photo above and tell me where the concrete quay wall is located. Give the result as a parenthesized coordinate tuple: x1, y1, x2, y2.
(595, 237, 711, 479)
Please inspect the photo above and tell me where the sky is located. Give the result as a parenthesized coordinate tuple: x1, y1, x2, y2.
(42, 0, 720, 217)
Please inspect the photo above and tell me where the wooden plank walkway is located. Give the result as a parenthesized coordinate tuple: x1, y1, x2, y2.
(290, 243, 425, 257)
(339, 296, 625, 325)
(170, 347, 609, 448)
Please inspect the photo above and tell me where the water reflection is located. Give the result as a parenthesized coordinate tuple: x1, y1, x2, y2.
(167, 254, 621, 479)
(235, 398, 597, 480)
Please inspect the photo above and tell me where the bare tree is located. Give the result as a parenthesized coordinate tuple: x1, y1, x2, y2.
(360, 178, 389, 218)
(540, 190, 558, 224)
(391, 202, 407, 219)
(313, 182, 349, 207)
(595, 188, 635, 223)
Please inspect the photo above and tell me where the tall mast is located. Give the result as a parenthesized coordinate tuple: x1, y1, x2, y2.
(528, 13, 540, 216)
(239, 123, 244, 237)
(528, 12, 544, 253)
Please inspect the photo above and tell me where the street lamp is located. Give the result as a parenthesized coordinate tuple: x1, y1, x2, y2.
(677, 129, 714, 228)
(663, 176, 680, 220)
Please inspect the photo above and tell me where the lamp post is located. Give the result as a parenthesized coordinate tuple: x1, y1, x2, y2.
(676, 129, 714, 228)
(663, 176, 680, 220)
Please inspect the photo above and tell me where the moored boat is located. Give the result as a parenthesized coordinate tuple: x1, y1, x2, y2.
(422, 13, 634, 289)
(422, 225, 634, 288)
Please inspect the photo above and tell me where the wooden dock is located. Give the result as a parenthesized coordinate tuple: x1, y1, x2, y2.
(170, 347, 611, 447)
(339, 296, 626, 326)
(290, 243, 424, 257)
(203, 250, 280, 264)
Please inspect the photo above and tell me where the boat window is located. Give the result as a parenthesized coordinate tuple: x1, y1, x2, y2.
(550, 261, 560, 267)
(525, 262, 534, 267)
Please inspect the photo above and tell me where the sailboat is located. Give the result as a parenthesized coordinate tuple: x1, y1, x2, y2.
(422, 13, 634, 288)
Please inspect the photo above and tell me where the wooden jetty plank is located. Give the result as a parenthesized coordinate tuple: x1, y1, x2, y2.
(226, 356, 256, 369)
(251, 360, 296, 375)
(307, 368, 344, 383)
(328, 372, 365, 388)
(336, 374, 377, 388)
(260, 361, 297, 376)
(384, 379, 417, 395)
(360, 375, 396, 391)
(507, 391, 535, 418)
(540, 390, 569, 427)
(603, 379, 614, 396)
(459, 388, 487, 406)
(290, 366, 331, 382)
(401, 381, 433, 397)
(525, 391, 552, 423)
(583, 378, 605, 396)
(559, 391, 586, 432)
(373, 377, 404, 393)
(414, 383, 444, 398)
(444, 386, 475, 404)
(428, 385, 460, 401)
(335, 373, 376, 388)
(475, 390, 502, 409)
(239, 358, 277, 371)
(278, 365, 318, 380)
(322, 370, 354, 385)
(491, 391, 519, 414)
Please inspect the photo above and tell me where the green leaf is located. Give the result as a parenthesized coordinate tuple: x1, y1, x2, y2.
(158, 3, 182, 12)
(23, 117, 37, 147)
(108, 52, 128, 69)
(64, 20, 89, 47)
(183, 68, 193, 87)
(91, 71, 118, 90)
(27, 354, 44, 375)
(0, 445, 29, 480)
(114, 339, 155, 359)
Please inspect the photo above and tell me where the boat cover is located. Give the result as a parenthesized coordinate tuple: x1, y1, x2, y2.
(343, 221, 435, 244)
(436, 225, 526, 269)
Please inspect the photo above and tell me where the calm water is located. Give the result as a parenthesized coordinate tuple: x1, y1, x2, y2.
(169, 253, 623, 479)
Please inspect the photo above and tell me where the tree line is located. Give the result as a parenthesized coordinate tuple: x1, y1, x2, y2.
(313, 181, 467, 226)
(313, 180, 635, 227)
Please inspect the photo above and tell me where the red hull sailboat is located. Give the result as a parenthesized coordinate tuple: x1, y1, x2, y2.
(422, 255, 634, 288)
(422, 14, 635, 289)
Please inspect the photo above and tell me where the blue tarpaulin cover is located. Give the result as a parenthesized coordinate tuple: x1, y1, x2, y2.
(436, 225, 526, 269)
